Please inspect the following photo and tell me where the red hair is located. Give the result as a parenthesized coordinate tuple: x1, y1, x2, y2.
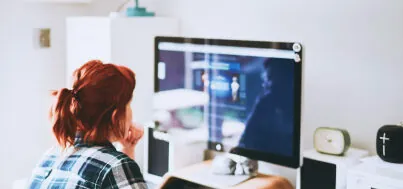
(51, 60, 136, 148)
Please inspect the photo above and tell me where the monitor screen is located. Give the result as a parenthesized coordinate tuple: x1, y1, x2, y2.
(154, 37, 302, 168)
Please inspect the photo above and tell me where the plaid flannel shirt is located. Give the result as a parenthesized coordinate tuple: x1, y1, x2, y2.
(27, 133, 148, 189)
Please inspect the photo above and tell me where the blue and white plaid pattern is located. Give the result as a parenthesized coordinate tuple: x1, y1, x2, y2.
(28, 133, 147, 189)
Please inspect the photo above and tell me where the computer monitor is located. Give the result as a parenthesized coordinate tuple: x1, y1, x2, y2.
(154, 36, 303, 169)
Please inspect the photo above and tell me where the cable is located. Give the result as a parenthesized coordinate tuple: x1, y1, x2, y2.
(116, 0, 131, 12)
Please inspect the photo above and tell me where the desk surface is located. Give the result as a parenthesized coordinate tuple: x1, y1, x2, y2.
(159, 160, 294, 189)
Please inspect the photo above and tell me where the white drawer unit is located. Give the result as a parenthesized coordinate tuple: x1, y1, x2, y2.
(301, 148, 369, 189)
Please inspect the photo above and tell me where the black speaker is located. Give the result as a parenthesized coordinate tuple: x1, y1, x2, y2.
(376, 125, 403, 163)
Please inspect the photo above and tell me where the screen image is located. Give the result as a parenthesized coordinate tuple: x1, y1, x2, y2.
(154, 37, 302, 168)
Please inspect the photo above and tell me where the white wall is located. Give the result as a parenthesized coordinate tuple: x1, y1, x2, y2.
(0, 1, 89, 188)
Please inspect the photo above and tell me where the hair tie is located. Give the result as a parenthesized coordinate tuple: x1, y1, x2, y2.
(71, 89, 80, 102)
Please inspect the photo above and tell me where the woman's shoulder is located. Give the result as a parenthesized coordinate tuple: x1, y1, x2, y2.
(92, 146, 132, 162)
(88, 146, 142, 172)
(91, 147, 145, 188)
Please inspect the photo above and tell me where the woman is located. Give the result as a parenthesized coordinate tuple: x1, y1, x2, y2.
(27, 60, 147, 189)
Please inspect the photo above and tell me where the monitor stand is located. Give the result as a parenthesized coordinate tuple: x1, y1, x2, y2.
(182, 153, 258, 188)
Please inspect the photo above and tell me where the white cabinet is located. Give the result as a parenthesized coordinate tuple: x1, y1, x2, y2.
(66, 16, 179, 122)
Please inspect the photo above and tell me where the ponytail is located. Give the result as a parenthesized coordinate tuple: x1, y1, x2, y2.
(52, 88, 78, 148)
(50, 60, 136, 148)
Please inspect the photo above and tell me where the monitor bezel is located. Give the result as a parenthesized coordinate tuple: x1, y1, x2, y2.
(154, 36, 303, 169)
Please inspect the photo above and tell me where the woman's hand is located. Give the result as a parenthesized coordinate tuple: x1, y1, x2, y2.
(120, 123, 144, 159)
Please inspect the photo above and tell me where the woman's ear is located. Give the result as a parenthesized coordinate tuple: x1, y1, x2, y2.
(111, 109, 118, 124)
(111, 108, 129, 141)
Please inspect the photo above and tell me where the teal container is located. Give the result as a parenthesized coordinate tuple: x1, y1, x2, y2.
(126, 0, 155, 17)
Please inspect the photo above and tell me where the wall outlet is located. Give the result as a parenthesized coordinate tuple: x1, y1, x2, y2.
(34, 28, 51, 48)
